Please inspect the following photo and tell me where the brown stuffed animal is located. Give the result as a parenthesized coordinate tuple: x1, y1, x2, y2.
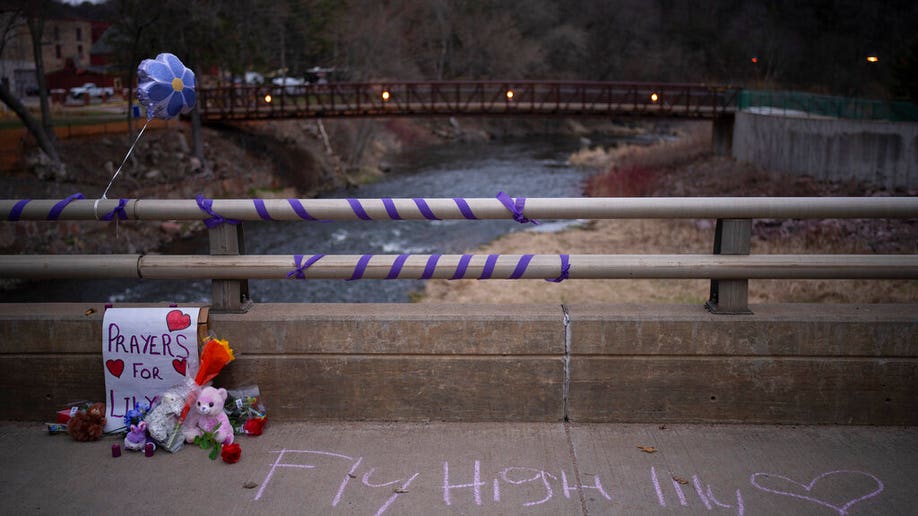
(67, 403, 106, 441)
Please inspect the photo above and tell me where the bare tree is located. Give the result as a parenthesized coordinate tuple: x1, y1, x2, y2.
(106, 0, 159, 134)
(0, 4, 62, 174)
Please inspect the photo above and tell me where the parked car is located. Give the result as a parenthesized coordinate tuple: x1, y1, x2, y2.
(69, 83, 114, 99)
(271, 76, 305, 95)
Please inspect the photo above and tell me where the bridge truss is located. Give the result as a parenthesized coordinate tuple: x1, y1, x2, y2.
(198, 81, 740, 122)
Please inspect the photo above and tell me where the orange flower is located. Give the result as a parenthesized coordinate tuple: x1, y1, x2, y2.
(194, 337, 235, 386)
(179, 337, 236, 422)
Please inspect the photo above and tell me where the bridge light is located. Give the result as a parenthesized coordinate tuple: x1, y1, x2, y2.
(650, 92, 659, 103)
(264, 94, 272, 103)
(381, 90, 391, 101)
(505, 89, 514, 100)
(866, 54, 879, 63)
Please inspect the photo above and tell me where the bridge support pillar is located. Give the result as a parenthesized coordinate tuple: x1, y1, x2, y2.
(706, 218, 752, 314)
(209, 224, 252, 313)
(712, 115, 735, 157)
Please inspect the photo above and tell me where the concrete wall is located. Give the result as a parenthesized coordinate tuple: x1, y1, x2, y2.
(732, 111, 918, 191)
(2, 303, 916, 425)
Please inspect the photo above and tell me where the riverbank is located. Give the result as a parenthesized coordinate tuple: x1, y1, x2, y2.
(0, 117, 640, 295)
(0, 118, 444, 257)
(420, 122, 918, 305)
(0, 117, 649, 257)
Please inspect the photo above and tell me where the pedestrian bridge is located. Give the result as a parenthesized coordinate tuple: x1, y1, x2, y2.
(1, 194, 916, 427)
(197, 81, 740, 122)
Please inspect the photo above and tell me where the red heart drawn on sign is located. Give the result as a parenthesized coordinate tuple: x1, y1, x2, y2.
(166, 310, 191, 332)
(172, 358, 187, 376)
(106, 359, 125, 378)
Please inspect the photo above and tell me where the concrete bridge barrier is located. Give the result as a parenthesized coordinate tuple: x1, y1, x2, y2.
(732, 111, 918, 190)
(3, 302, 916, 425)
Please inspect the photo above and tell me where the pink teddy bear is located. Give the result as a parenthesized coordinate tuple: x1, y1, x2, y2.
(183, 386, 234, 445)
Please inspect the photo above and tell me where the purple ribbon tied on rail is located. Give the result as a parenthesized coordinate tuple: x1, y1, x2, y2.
(253, 199, 273, 221)
(347, 199, 373, 221)
(509, 254, 534, 279)
(386, 254, 410, 279)
(7, 199, 30, 221)
(196, 194, 241, 228)
(497, 191, 538, 225)
(48, 193, 85, 220)
(101, 199, 129, 221)
(547, 254, 570, 283)
(450, 254, 473, 280)
(421, 254, 441, 279)
(478, 254, 499, 279)
(288, 254, 325, 279)
(348, 254, 373, 281)
(454, 197, 478, 220)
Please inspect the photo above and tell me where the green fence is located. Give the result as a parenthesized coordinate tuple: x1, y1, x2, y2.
(738, 90, 918, 121)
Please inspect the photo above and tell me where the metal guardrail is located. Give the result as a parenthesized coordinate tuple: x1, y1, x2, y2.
(739, 90, 918, 122)
(2, 196, 915, 221)
(198, 81, 741, 121)
(2, 195, 917, 314)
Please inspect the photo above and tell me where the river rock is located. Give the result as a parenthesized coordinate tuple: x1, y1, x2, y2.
(28, 150, 67, 181)
(174, 132, 190, 153)
(160, 221, 183, 236)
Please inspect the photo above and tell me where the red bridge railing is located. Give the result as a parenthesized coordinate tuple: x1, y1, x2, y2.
(197, 81, 740, 122)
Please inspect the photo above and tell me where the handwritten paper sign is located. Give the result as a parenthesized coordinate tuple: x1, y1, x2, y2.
(102, 307, 201, 432)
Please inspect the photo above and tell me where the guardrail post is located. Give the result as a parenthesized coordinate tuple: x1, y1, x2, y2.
(712, 115, 735, 156)
(209, 224, 252, 313)
(706, 218, 752, 314)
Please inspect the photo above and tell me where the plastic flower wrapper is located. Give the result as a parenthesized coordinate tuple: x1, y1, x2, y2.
(164, 335, 235, 451)
(145, 383, 193, 453)
(224, 385, 267, 435)
(136, 52, 196, 120)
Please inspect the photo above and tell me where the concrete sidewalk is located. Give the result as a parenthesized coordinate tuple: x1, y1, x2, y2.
(1, 421, 914, 515)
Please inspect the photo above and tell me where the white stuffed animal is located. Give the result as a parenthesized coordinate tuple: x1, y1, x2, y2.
(145, 387, 186, 443)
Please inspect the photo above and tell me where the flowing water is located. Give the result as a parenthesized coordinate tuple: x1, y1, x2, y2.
(5, 134, 645, 303)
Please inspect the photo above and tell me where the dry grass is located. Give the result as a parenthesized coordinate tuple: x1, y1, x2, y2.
(420, 121, 917, 305)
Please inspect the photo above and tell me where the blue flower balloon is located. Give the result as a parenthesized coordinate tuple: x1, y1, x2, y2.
(136, 53, 196, 120)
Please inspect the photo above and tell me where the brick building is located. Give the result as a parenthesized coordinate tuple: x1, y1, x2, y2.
(0, 15, 100, 97)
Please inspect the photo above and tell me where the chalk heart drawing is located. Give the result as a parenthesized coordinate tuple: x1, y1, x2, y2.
(751, 470, 884, 515)
(166, 309, 191, 332)
(105, 359, 125, 378)
(172, 358, 186, 376)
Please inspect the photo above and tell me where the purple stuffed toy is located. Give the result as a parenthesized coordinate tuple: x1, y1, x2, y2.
(124, 421, 149, 452)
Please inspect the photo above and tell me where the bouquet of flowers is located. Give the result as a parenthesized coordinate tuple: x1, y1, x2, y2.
(163, 335, 235, 451)
(225, 385, 267, 436)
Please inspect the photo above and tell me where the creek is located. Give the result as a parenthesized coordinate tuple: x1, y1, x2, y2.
(8, 134, 648, 303)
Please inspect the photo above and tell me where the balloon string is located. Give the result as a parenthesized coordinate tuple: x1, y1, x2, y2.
(100, 119, 149, 200)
